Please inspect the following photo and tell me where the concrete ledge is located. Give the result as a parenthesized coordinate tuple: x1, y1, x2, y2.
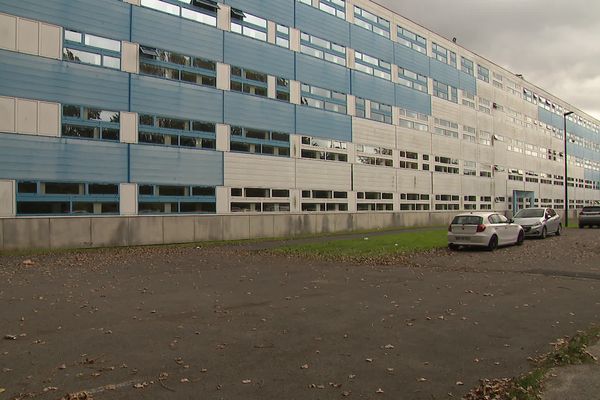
(3, 218, 50, 250)
(91, 217, 129, 248)
(0, 211, 463, 251)
(50, 218, 92, 249)
(164, 216, 195, 244)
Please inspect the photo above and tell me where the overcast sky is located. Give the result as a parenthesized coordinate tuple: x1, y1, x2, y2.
(375, 0, 600, 121)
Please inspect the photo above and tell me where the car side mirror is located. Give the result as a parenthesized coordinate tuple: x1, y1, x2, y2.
(545, 214, 550, 220)
(508, 219, 514, 224)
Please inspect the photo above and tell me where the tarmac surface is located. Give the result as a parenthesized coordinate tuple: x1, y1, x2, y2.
(0, 228, 599, 399)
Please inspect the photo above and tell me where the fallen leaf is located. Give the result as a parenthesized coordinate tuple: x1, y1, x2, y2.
(301, 364, 309, 369)
(384, 344, 394, 349)
(456, 381, 464, 386)
(180, 378, 189, 383)
(376, 388, 384, 393)
(4, 335, 17, 340)
(242, 379, 251, 384)
(365, 358, 373, 363)
(418, 378, 427, 382)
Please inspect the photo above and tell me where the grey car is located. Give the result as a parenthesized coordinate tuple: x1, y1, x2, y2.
(512, 207, 562, 238)
(578, 206, 600, 228)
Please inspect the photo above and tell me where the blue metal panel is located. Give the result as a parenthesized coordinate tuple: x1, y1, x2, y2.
(130, 145, 223, 186)
(429, 59, 460, 88)
(0, 0, 130, 41)
(0, 50, 129, 111)
(132, 7, 223, 62)
(394, 44, 430, 77)
(224, 32, 294, 79)
(351, 72, 395, 105)
(296, 54, 350, 93)
(395, 84, 432, 115)
(295, 3, 350, 47)
(0, 134, 127, 182)
(224, 0, 294, 26)
(296, 106, 352, 142)
(224, 92, 295, 133)
(538, 107, 553, 126)
(350, 25, 393, 62)
(130, 75, 223, 122)
(458, 71, 477, 94)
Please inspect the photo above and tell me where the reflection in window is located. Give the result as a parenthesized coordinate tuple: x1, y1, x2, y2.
(138, 184, 216, 214)
(301, 83, 347, 114)
(63, 30, 121, 69)
(139, 46, 216, 87)
(230, 66, 268, 97)
(62, 104, 120, 141)
(140, 0, 218, 26)
(231, 9, 267, 42)
(230, 126, 290, 157)
(138, 114, 216, 150)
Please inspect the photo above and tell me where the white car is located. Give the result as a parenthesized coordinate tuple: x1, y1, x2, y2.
(512, 207, 561, 238)
(448, 212, 524, 251)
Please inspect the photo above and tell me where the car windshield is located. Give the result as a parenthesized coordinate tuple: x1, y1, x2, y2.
(583, 206, 600, 212)
(514, 209, 544, 218)
(451, 216, 483, 225)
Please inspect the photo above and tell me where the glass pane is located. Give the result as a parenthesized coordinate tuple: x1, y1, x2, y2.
(84, 35, 121, 52)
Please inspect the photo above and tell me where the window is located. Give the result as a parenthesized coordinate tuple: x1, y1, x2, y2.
(432, 43, 456, 67)
(463, 161, 476, 176)
(357, 192, 393, 211)
(477, 64, 490, 83)
(138, 184, 216, 214)
(479, 98, 491, 114)
(140, 0, 218, 26)
(62, 105, 120, 141)
(300, 32, 346, 66)
(462, 90, 475, 109)
(462, 125, 476, 143)
(398, 67, 428, 93)
(301, 136, 348, 162)
(354, 6, 390, 38)
(354, 51, 391, 80)
(301, 84, 347, 114)
(16, 181, 119, 215)
(231, 9, 267, 41)
(276, 77, 290, 102)
(320, 0, 346, 19)
(434, 156, 459, 174)
(63, 30, 121, 69)
(479, 163, 492, 178)
(508, 169, 524, 181)
(369, 100, 393, 124)
(139, 46, 216, 87)
(397, 25, 427, 54)
(230, 187, 290, 213)
(355, 97, 366, 118)
(434, 118, 459, 139)
(433, 80, 458, 103)
(231, 66, 268, 97)
(399, 193, 430, 211)
(492, 72, 503, 89)
(399, 150, 419, 169)
(461, 57, 474, 75)
(301, 190, 348, 212)
(398, 108, 429, 132)
(355, 144, 393, 167)
(434, 194, 460, 210)
(231, 126, 290, 157)
(276, 24, 290, 48)
(138, 114, 216, 150)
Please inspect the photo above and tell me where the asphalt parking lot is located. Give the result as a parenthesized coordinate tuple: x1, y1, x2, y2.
(0, 228, 599, 399)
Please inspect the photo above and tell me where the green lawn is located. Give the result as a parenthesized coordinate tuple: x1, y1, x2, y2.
(272, 229, 447, 260)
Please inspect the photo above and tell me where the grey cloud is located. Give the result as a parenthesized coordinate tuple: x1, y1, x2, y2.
(375, 0, 600, 120)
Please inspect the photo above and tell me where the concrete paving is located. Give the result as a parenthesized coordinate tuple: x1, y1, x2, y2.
(542, 343, 600, 400)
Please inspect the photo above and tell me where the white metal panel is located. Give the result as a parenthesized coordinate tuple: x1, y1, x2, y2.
(353, 117, 396, 148)
(39, 23, 61, 59)
(225, 153, 296, 188)
(0, 96, 16, 133)
(17, 18, 39, 55)
(16, 98, 37, 134)
(37, 101, 59, 137)
(354, 164, 396, 192)
(0, 13, 17, 51)
(397, 170, 431, 193)
(295, 159, 351, 190)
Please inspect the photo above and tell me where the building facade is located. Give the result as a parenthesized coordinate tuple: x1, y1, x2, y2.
(0, 0, 599, 225)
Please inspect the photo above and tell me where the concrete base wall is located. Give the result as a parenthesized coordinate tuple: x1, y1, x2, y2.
(0, 210, 580, 251)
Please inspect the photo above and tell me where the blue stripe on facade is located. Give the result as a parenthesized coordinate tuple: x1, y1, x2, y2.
(132, 6, 223, 62)
(294, 3, 350, 47)
(224, 92, 295, 133)
(351, 71, 395, 105)
(0, 0, 130, 41)
(295, 54, 350, 93)
(130, 145, 224, 186)
(224, 0, 295, 26)
(458, 70, 477, 94)
(130, 75, 223, 122)
(0, 50, 129, 111)
(224, 32, 295, 79)
(296, 106, 352, 142)
(394, 43, 430, 77)
(395, 84, 432, 115)
(350, 25, 394, 63)
(0, 133, 127, 182)
(429, 59, 460, 88)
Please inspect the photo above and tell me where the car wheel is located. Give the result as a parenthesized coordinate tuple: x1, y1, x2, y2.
(516, 230, 524, 245)
(555, 224, 562, 236)
(540, 226, 547, 239)
(448, 243, 459, 251)
(487, 235, 498, 251)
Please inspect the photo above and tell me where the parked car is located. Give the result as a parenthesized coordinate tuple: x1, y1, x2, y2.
(512, 207, 561, 238)
(448, 212, 524, 251)
(578, 206, 600, 228)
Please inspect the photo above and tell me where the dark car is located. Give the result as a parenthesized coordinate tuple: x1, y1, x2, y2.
(578, 206, 600, 228)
